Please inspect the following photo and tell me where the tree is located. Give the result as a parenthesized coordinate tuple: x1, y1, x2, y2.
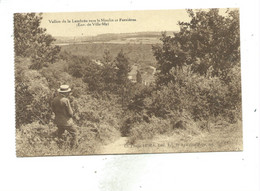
(114, 50, 132, 87)
(101, 49, 117, 92)
(176, 9, 240, 79)
(68, 56, 91, 78)
(152, 32, 186, 86)
(153, 9, 240, 85)
(114, 50, 132, 106)
(14, 13, 60, 69)
(82, 61, 104, 92)
(136, 70, 142, 84)
(103, 49, 113, 65)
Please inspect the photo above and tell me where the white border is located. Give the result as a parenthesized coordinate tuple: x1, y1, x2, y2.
(0, 0, 259, 191)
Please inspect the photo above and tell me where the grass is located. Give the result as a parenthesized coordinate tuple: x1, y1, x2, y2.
(125, 120, 242, 154)
(16, 120, 242, 156)
(16, 122, 121, 157)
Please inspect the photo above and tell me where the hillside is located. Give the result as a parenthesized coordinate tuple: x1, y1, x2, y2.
(54, 31, 176, 44)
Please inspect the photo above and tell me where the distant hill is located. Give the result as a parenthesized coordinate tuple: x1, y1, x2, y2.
(54, 31, 176, 45)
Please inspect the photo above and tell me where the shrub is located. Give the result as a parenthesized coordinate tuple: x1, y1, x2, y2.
(16, 122, 99, 156)
(142, 65, 241, 123)
(15, 59, 52, 128)
(150, 8, 241, 125)
(40, 60, 88, 98)
(72, 95, 123, 130)
(127, 116, 171, 144)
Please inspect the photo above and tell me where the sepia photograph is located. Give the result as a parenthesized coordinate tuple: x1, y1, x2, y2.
(14, 9, 242, 157)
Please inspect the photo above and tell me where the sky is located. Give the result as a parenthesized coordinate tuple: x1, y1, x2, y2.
(40, 9, 192, 37)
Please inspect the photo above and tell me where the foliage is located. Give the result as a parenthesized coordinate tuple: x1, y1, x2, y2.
(16, 122, 99, 156)
(124, 64, 241, 136)
(113, 50, 132, 107)
(127, 116, 172, 144)
(180, 9, 240, 79)
(66, 52, 118, 94)
(114, 50, 132, 86)
(156, 66, 239, 122)
(127, 84, 154, 114)
(82, 62, 106, 92)
(15, 57, 52, 128)
(152, 9, 240, 86)
(152, 32, 185, 86)
(149, 9, 241, 124)
(14, 13, 60, 69)
(67, 56, 91, 78)
(65, 54, 107, 93)
(15, 9, 242, 155)
(102, 49, 113, 65)
(60, 43, 156, 67)
(40, 59, 88, 98)
(101, 49, 118, 92)
(72, 95, 123, 129)
(15, 55, 123, 156)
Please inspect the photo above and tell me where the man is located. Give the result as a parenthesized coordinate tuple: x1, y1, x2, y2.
(52, 85, 78, 148)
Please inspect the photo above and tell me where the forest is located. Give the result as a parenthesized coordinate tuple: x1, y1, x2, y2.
(14, 9, 242, 156)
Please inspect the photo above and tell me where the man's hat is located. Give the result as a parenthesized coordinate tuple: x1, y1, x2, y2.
(58, 85, 71, 93)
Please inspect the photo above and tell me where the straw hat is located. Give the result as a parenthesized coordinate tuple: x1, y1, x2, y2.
(57, 85, 71, 93)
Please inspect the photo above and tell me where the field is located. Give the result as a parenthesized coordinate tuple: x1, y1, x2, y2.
(54, 31, 175, 44)
(60, 43, 157, 67)
(56, 32, 165, 69)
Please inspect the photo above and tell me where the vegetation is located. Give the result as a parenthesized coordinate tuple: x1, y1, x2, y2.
(14, 13, 60, 69)
(15, 9, 242, 156)
(125, 9, 241, 146)
(60, 43, 156, 67)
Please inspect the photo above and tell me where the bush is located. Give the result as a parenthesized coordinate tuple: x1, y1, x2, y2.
(142, 65, 241, 123)
(127, 116, 171, 144)
(150, 8, 241, 125)
(95, 122, 121, 145)
(16, 122, 100, 156)
(120, 112, 144, 137)
(72, 94, 123, 130)
(16, 120, 121, 156)
(127, 110, 207, 145)
(40, 60, 88, 98)
(15, 59, 52, 128)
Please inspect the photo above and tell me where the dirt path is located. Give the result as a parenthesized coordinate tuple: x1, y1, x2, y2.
(98, 137, 131, 154)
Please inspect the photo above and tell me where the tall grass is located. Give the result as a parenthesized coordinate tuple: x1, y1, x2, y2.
(16, 121, 120, 157)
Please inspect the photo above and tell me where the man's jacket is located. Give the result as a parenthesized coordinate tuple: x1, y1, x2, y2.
(52, 95, 73, 126)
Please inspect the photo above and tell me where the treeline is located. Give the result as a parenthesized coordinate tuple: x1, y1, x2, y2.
(15, 9, 241, 155)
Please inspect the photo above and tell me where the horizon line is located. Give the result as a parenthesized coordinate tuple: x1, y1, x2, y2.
(52, 30, 178, 38)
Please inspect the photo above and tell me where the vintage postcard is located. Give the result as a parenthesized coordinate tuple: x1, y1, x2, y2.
(14, 9, 242, 157)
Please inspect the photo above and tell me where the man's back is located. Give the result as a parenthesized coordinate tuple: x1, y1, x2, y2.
(52, 95, 73, 126)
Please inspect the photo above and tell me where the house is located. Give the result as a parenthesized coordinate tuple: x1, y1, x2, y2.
(128, 64, 156, 85)
(92, 59, 104, 66)
(128, 64, 138, 83)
